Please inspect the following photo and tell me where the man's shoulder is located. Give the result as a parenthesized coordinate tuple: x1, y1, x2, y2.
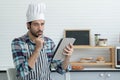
(12, 34, 27, 43)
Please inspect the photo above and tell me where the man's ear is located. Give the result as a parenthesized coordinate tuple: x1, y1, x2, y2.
(27, 22, 30, 29)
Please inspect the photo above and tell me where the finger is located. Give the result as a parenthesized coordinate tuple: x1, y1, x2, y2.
(65, 46, 71, 51)
(38, 36, 44, 44)
(65, 44, 73, 51)
(69, 43, 73, 48)
(64, 48, 73, 54)
(38, 35, 42, 39)
(63, 52, 72, 56)
(63, 51, 72, 55)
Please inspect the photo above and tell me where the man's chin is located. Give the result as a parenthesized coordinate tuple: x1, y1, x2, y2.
(33, 34, 41, 37)
(37, 34, 43, 37)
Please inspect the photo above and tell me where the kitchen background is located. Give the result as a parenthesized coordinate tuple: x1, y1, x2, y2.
(0, 0, 120, 70)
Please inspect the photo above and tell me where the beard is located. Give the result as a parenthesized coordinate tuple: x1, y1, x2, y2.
(29, 28, 43, 37)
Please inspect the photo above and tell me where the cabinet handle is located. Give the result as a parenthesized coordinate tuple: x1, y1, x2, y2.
(106, 73, 111, 78)
(99, 73, 104, 77)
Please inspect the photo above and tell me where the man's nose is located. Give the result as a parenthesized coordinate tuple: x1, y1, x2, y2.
(38, 25, 43, 30)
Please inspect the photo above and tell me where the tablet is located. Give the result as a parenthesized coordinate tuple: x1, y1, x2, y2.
(52, 38, 76, 61)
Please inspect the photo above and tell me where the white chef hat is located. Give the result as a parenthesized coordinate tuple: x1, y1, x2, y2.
(26, 3, 46, 22)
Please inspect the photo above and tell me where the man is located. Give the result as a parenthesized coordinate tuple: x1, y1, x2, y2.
(11, 3, 73, 80)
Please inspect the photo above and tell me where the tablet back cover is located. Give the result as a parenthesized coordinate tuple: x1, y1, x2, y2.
(52, 38, 75, 61)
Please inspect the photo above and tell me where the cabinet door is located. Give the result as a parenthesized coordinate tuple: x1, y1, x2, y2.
(51, 72, 64, 80)
(0, 72, 8, 80)
(105, 72, 120, 80)
(70, 72, 120, 80)
(70, 72, 103, 80)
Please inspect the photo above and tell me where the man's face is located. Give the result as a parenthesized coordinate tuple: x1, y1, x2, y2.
(28, 20, 45, 37)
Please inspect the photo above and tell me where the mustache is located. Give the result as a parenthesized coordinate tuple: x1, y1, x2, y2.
(37, 30, 43, 33)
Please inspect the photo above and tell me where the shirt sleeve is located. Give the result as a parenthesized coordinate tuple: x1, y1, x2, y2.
(11, 38, 32, 78)
(50, 60, 72, 74)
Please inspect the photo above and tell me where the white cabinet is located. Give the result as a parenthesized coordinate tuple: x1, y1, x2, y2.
(51, 72, 64, 80)
(70, 72, 120, 80)
(103, 72, 119, 80)
(0, 72, 8, 80)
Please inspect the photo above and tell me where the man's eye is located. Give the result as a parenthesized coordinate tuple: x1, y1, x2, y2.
(34, 23, 39, 26)
(32, 23, 45, 26)
(41, 23, 44, 26)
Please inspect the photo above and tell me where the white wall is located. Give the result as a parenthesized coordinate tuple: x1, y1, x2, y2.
(0, 0, 120, 70)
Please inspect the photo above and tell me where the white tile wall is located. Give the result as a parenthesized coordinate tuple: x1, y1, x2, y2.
(0, 0, 120, 69)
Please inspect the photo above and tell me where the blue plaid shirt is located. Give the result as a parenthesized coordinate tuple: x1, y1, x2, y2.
(11, 33, 71, 79)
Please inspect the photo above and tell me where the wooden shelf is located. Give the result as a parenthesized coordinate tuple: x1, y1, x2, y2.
(73, 46, 114, 49)
(72, 46, 115, 68)
(70, 62, 112, 66)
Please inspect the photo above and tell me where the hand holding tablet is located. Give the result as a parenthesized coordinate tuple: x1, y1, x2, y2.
(52, 38, 76, 61)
